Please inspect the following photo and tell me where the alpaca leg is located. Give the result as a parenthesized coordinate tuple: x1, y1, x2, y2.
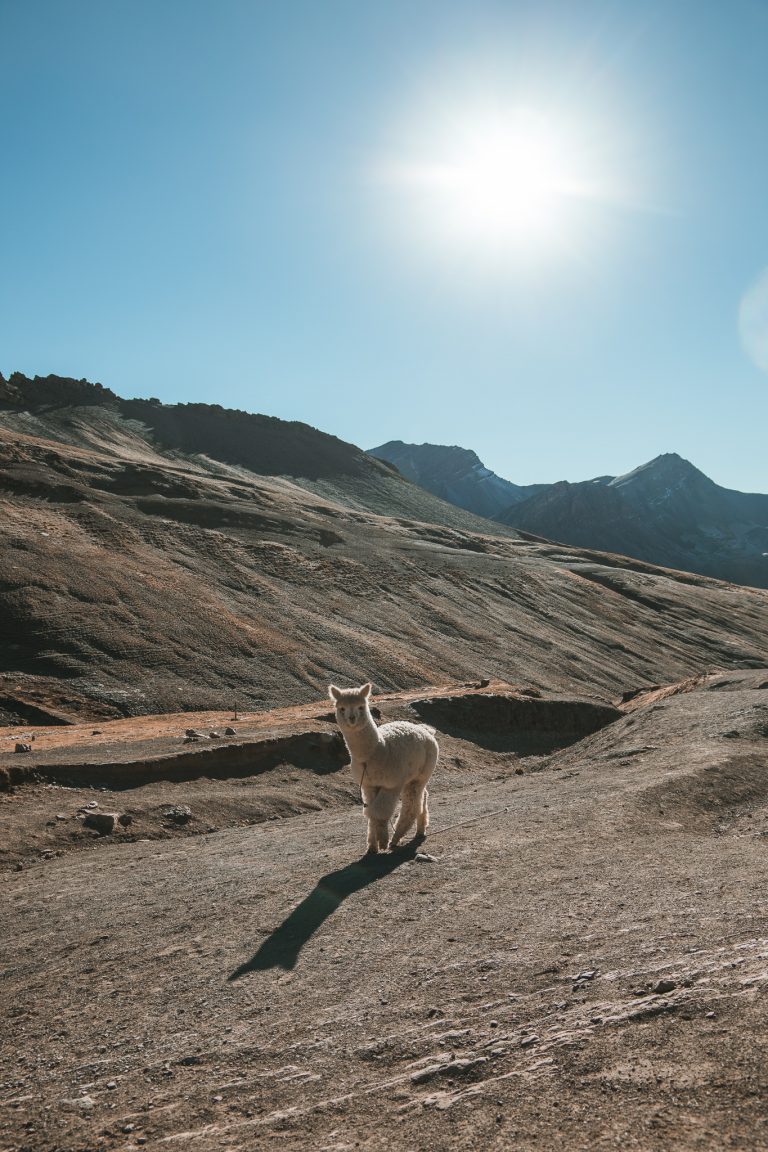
(416, 787, 429, 837)
(390, 782, 422, 848)
(368, 788, 400, 851)
(363, 785, 380, 853)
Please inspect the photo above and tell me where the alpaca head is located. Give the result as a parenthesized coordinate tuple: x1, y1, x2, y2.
(328, 682, 371, 730)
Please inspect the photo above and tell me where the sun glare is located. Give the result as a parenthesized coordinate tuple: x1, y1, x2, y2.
(376, 100, 617, 267)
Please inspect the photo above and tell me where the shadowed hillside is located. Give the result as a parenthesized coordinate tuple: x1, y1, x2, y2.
(1, 375, 767, 722)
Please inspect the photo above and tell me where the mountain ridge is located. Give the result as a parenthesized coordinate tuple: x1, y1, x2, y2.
(371, 440, 768, 588)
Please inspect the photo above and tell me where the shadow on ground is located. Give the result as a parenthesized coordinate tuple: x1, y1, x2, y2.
(228, 841, 421, 976)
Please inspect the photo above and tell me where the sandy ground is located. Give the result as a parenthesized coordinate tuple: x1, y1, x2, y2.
(2, 672, 768, 1150)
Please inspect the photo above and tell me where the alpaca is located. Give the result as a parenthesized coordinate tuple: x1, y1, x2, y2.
(329, 682, 439, 854)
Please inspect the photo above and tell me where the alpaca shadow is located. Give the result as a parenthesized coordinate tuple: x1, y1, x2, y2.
(228, 841, 422, 978)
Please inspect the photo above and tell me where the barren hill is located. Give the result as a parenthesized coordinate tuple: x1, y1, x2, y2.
(2, 375, 767, 726)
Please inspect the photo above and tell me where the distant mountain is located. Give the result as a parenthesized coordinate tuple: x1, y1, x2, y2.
(368, 441, 547, 520)
(498, 453, 768, 589)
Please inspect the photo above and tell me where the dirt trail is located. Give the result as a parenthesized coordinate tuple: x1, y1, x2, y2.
(2, 672, 768, 1149)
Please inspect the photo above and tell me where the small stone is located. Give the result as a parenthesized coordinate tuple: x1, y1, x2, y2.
(121, 1124, 135, 1133)
(14, 742, 32, 754)
(212, 1094, 223, 1102)
(85, 801, 98, 808)
(91, 730, 102, 735)
(705, 1011, 716, 1019)
(415, 852, 437, 863)
(653, 979, 676, 995)
(56, 813, 67, 821)
(224, 726, 237, 736)
(515, 767, 524, 775)
(14, 862, 23, 872)
(185, 729, 207, 739)
(78, 1095, 95, 1110)
(575, 970, 598, 982)
(106, 1080, 117, 1089)
(163, 805, 192, 825)
(84, 811, 118, 835)
(209, 731, 222, 739)
(520, 1034, 538, 1048)
(117, 813, 133, 827)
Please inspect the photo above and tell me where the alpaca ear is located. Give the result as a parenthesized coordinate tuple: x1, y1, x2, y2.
(360, 683, 372, 698)
(328, 684, 341, 701)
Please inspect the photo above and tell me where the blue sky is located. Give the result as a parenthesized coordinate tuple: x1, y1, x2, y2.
(2, 0, 768, 490)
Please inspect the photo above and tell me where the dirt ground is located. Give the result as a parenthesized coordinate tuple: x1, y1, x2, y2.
(2, 672, 768, 1150)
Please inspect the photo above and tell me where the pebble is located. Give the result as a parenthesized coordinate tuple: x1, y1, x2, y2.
(415, 852, 437, 863)
(224, 726, 237, 735)
(14, 743, 32, 754)
(106, 1080, 117, 1089)
(653, 979, 677, 995)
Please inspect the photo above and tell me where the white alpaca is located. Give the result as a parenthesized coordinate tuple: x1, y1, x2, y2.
(329, 682, 438, 854)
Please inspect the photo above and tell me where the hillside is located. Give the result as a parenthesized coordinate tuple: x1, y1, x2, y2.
(2, 377, 768, 724)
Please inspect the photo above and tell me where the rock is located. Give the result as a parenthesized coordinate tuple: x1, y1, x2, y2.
(164, 805, 192, 824)
(520, 1034, 539, 1048)
(209, 730, 222, 739)
(14, 743, 32, 753)
(653, 978, 677, 995)
(91, 729, 102, 735)
(106, 1080, 117, 1089)
(416, 852, 437, 863)
(118, 813, 133, 827)
(56, 813, 67, 821)
(224, 726, 237, 735)
(84, 811, 118, 835)
(185, 729, 207, 739)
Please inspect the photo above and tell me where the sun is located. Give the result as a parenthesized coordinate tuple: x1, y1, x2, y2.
(375, 102, 609, 264)
(437, 111, 577, 239)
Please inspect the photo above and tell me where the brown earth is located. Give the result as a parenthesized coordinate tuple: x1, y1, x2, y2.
(2, 393, 768, 726)
(2, 378, 768, 1149)
(2, 671, 768, 1150)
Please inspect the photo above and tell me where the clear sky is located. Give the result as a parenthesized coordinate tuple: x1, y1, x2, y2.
(2, 0, 768, 491)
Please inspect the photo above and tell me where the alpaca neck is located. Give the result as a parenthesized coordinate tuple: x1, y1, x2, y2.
(341, 708, 382, 760)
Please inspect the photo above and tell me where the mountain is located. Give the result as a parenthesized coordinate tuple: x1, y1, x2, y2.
(498, 453, 768, 589)
(368, 440, 547, 520)
(1, 374, 767, 722)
